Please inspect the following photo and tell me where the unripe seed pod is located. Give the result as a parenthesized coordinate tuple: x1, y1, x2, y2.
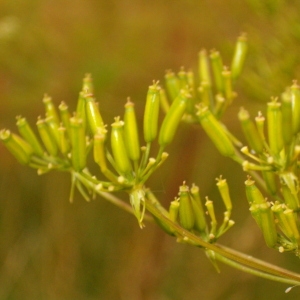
(255, 112, 266, 142)
(190, 184, 207, 232)
(93, 132, 107, 171)
(216, 177, 232, 212)
(231, 33, 248, 82)
(76, 92, 87, 130)
(16, 116, 44, 156)
(158, 89, 189, 146)
(281, 89, 293, 145)
(187, 70, 195, 96)
(58, 126, 70, 155)
(198, 81, 211, 108)
(262, 171, 277, 196)
(169, 200, 180, 223)
(159, 88, 170, 113)
(85, 93, 104, 135)
(178, 67, 189, 89)
(165, 70, 180, 101)
(111, 117, 132, 176)
(245, 178, 266, 205)
(124, 99, 140, 161)
(178, 183, 195, 230)
(0, 129, 33, 164)
(45, 116, 60, 145)
(70, 116, 86, 171)
(281, 183, 299, 211)
(222, 68, 234, 104)
(197, 106, 235, 157)
(143, 82, 160, 143)
(257, 202, 277, 248)
(58, 101, 71, 137)
(198, 49, 212, 87)
(37, 117, 58, 156)
(284, 208, 300, 242)
(291, 81, 300, 134)
(238, 108, 264, 154)
(210, 50, 224, 94)
(267, 99, 283, 156)
(43, 94, 60, 125)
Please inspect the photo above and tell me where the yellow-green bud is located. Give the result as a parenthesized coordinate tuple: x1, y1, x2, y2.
(190, 184, 207, 232)
(197, 105, 235, 157)
(0, 129, 33, 164)
(70, 116, 86, 171)
(85, 93, 104, 135)
(216, 177, 232, 212)
(158, 89, 189, 146)
(37, 117, 58, 156)
(124, 99, 140, 161)
(111, 117, 132, 176)
(245, 178, 266, 205)
(165, 70, 180, 102)
(238, 108, 264, 154)
(58, 101, 71, 137)
(58, 126, 70, 155)
(267, 99, 283, 156)
(210, 50, 224, 94)
(143, 82, 160, 143)
(43, 94, 60, 125)
(198, 49, 212, 87)
(178, 184, 195, 230)
(231, 33, 247, 82)
(16, 116, 44, 156)
(82, 73, 94, 93)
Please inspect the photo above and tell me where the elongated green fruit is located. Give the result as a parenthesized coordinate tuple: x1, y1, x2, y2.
(165, 70, 180, 101)
(216, 177, 232, 212)
(267, 99, 283, 156)
(45, 116, 60, 146)
(245, 178, 266, 205)
(37, 118, 58, 156)
(169, 200, 180, 223)
(143, 82, 160, 143)
(198, 49, 212, 87)
(258, 202, 277, 248)
(76, 91, 87, 130)
(70, 116, 86, 171)
(58, 101, 71, 137)
(178, 67, 189, 89)
(190, 184, 207, 232)
(231, 33, 248, 82)
(0, 129, 33, 164)
(281, 183, 299, 211)
(16, 116, 44, 156)
(58, 126, 70, 155)
(159, 88, 170, 113)
(111, 117, 132, 176)
(85, 93, 104, 135)
(82, 73, 94, 93)
(43, 94, 60, 125)
(158, 89, 189, 146)
(281, 89, 293, 145)
(262, 171, 277, 196)
(197, 106, 235, 157)
(124, 99, 140, 161)
(291, 81, 300, 134)
(178, 184, 195, 230)
(210, 50, 224, 94)
(238, 108, 264, 154)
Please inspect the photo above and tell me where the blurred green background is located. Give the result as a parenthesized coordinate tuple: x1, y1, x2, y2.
(1, 0, 300, 299)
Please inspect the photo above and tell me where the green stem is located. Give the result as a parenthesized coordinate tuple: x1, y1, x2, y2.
(145, 192, 300, 285)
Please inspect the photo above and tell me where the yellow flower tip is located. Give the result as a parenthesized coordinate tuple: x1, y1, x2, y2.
(241, 146, 249, 154)
(118, 176, 125, 184)
(216, 175, 226, 185)
(125, 97, 133, 107)
(245, 176, 255, 186)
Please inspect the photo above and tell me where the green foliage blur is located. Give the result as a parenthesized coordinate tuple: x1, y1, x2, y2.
(1, 0, 300, 299)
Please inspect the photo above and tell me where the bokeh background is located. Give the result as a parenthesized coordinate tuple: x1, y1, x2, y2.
(1, 0, 300, 299)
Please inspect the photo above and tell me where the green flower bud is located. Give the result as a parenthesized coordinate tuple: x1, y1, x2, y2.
(262, 171, 277, 196)
(58, 101, 71, 137)
(178, 183, 195, 230)
(267, 99, 283, 156)
(0, 129, 33, 164)
(85, 93, 104, 135)
(111, 117, 132, 176)
(291, 81, 300, 134)
(43, 94, 60, 125)
(198, 81, 212, 108)
(238, 108, 264, 154)
(284, 208, 300, 242)
(70, 116, 86, 171)
(255, 112, 266, 143)
(210, 50, 224, 94)
(169, 199, 180, 223)
(124, 99, 140, 161)
(231, 33, 248, 82)
(245, 178, 266, 205)
(165, 70, 180, 101)
(178, 67, 189, 89)
(190, 184, 207, 232)
(76, 92, 87, 130)
(216, 177, 232, 212)
(198, 49, 212, 87)
(158, 89, 189, 146)
(281, 183, 299, 211)
(222, 68, 234, 104)
(205, 198, 217, 238)
(37, 117, 58, 156)
(45, 116, 60, 146)
(281, 89, 293, 145)
(187, 70, 195, 96)
(143, 82, 160, 143)
(197, 105, 235, 157)
(16, 116, 44, 156)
